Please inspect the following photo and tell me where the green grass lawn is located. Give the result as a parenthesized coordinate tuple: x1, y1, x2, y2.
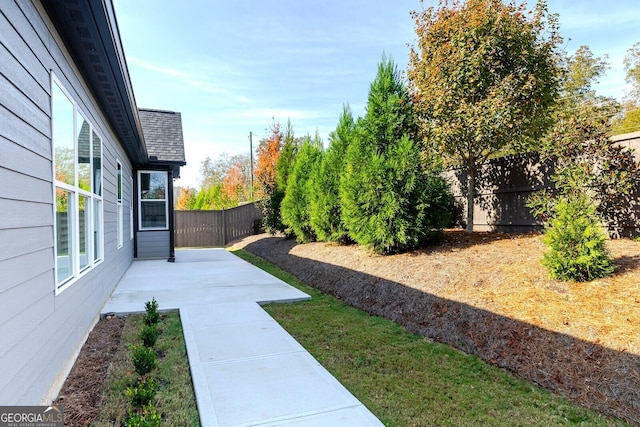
(231, 248, 627, 427)
(93, 311, 200, 427)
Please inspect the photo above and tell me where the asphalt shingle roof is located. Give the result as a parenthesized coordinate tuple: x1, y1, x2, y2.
(138, 108, 186, 164)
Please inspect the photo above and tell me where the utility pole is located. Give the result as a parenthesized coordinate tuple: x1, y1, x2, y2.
(249, 131, 254, 201)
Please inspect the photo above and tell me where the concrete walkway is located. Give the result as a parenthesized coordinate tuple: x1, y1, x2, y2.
(102, 249, 383, 427)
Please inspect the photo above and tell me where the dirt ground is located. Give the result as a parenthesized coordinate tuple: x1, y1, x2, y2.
(231, 230, 640, 425)
(54, 315, 124, 427)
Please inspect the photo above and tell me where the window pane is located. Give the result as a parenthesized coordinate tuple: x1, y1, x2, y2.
(117, 163, 123, 247)
(140, 172, 166, 200)
(77, 112, 91, 191)
(79, 194, 90, 271)
(94, 199, 102, 262)
(117, 203, 123, 247)
(56, 188, 73, 283)
(52, 82, 75, 186)
(93, 131, 102, 196)
(141, 201, 167, 229)
(117, 163, 122, 201)
(130, 176, 134, 240)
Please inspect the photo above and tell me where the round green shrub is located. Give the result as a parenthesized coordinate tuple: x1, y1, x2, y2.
(131, 344, 158, 377)
(125, 404, 162, 427)
(139, 324, 159, 348)
(125, 377, 159, 408)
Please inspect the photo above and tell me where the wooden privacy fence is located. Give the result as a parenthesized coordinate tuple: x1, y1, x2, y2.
(174, 203, 263, 247)
(443, 131, 640, 237)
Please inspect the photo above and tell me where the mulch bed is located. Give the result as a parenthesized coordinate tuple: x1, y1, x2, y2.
(233, 231, 640, 425)
(54, 315, 125, 427)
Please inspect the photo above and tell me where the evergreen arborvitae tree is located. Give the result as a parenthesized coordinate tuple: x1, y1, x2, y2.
(276, 120, 299, 194)
(280, 137, 323, 243)
(341, 56, 452, 254)
(361, 55, 418, 151)
(309, 105, 354, 243)
(268, 120, 300, 235)
(542, 196, 614, 282)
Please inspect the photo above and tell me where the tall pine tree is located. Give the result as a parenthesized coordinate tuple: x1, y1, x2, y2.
(281, 136, 323, 243)
(341, 56, 451, 254)
(309, 105, 355, 243)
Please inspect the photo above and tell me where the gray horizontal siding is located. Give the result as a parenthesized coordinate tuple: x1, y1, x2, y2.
(0, 104, 50, 156)
(0, 0, 136, 405)
(0, 4, 50, 92)
(137, 231, 170, 259)
(1, 273, 100, 402)
(0, 72, 50, 136)
(0, 227, 52, 264)
(0, 199, 52, 229)
(0, 166, 51, 203)
(0, 272, 52, 361)
(0, 248, 53, 294)
(0, 40, 49, 109)
(0, 135, 51, 180)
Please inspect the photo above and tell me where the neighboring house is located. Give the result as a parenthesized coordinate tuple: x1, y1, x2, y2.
(0, 0, 185, 404)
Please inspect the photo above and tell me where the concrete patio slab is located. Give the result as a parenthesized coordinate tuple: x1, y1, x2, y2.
(101, 249, 383, 427)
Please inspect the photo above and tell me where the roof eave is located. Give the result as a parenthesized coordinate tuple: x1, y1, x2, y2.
(43, 0, 148, 164)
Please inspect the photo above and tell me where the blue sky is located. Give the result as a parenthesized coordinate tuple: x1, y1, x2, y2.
(113, 0, 640, 189)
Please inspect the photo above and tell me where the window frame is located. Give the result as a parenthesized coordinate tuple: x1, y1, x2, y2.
(138, 170, 169, 231)
(51, 73, 104, 294)
(116, 160, 123, 248)
(130, 176, 134, 240)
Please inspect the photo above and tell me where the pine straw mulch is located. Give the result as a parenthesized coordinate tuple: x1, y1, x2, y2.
(53, 315, 125, 427)
(232, 230, 640, 425)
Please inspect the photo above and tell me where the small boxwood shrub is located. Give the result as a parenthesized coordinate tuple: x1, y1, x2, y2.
(125, 377, 159, 407)
(144, 298, 160, 326)
(131, 345, 158, 377)
(125, 404, 162, 427)
(139, 324, 159, 348)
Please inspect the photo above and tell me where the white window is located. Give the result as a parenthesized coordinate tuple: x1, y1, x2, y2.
(138, 171, 168, 230)
(117, 161, 123, 248)
(52, 75, 103, 293)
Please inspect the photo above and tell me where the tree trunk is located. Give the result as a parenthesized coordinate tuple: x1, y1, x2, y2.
(466, 161, 475, 234)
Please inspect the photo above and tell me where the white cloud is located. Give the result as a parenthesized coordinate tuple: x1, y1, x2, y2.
(128, 56, 253, 105)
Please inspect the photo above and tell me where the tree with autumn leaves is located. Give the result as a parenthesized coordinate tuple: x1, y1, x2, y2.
(177, 153, 252, 210)
(614, 42, 640, 134)
(222, 158, 251, 203)
(254, 120, 284, 233)
(408, 0, 562, 233)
